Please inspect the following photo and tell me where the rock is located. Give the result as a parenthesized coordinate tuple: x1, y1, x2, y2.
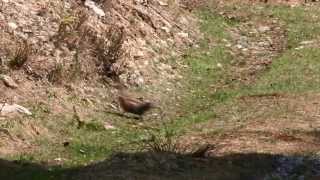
(0, 103, 32, 116)
(258, 26, 271, 33)
(0, 75, 18, 89)
(160, 26, 170, 33)
(54, 157, 63, 162)
(158, 0, 168, 6)
(177, 32, 189, 38)
(84, 0, 105, 17)
(8, 22, 18, 30)
(235, 44, 243, 49)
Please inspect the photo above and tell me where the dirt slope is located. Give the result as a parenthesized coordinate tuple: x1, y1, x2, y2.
(0, 0, 199, 154)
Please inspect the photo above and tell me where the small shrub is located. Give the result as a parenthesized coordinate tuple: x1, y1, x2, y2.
(141, 126, 185, 154)
(93, 25, 126, 81)
(9, 40, 32, 69)
(69, 48, 82, 81)
(47, 62, 64, 84)
(53, 9, 88, 49)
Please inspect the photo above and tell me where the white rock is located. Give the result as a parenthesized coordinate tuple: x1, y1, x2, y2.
(236, 44, 243, 49)
(8, 22, 18, 30)
(177, 32, 189, 38)
(160, 26, 170, 33)
(158, 0, 168, 6)
(84, 0, 105, 17)
(54, 158, 63, 162)
(0, 103, 32, 116)
(136, 77, 144, 85)
(258, 26, 271, 33)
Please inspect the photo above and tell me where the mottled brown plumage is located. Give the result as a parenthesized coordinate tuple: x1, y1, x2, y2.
(118, 95, 152, 116)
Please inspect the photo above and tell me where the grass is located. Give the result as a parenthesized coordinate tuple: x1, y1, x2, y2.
(9, 40, 32, 69)
(168, 3, 320, 154)
(264, 5, 320, 48)
(248, 48, 320, 94)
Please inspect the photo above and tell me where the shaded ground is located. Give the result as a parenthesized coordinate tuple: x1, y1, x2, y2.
(0, 151, 318, 180)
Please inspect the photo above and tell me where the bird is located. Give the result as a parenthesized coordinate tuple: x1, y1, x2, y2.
(118, 95, 153, 117)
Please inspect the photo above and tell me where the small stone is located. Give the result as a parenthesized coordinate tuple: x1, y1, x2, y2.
(258, 26, 271, 33)
(84, 0, 105, 17)
(0, 75, 18, 88)
(236, 44, 243, 49)
(160, 26, 170, 33)
(177, 32, 189, 38)
(8, 22, 18, 30)
(158, 0, 168, 6)
(54, 158, 63, 162)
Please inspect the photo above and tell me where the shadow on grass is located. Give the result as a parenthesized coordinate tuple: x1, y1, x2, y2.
(1, 149, 320, 180)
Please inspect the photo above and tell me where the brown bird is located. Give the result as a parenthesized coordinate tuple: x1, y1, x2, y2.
(118, 95, 153, 117)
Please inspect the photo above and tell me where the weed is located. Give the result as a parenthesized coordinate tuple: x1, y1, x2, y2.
(265, 6, 320, 48)
(84, 121, 105, 131)
(93, 25, 126, 81)
(9, 40, 32, 69)
(69, 48, 82, 81)
(47, 62, 64, 84)
(141, 125, 186, 154)
(15, 154, 35, 165)
(53, 8, 88, 49)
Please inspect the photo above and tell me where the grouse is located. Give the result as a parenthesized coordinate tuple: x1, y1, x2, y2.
(118, 95, 152, 116)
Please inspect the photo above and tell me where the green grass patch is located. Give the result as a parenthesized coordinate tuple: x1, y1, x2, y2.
(265, 6, 320, 48)
(167, 9, 238, 133)
(248, 48, 320, 94)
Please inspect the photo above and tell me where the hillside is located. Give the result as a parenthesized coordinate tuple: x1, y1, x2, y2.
(0, 0, 199, 155)
(1, 0, 320, 180)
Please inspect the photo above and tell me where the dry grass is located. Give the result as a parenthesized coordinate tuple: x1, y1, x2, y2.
(50, 6, 126, 83)
(47, 62, 64, 84)
(9, 40, 32, 69)
(53, 8, 88, 49)
(92, 25, 126, 81)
